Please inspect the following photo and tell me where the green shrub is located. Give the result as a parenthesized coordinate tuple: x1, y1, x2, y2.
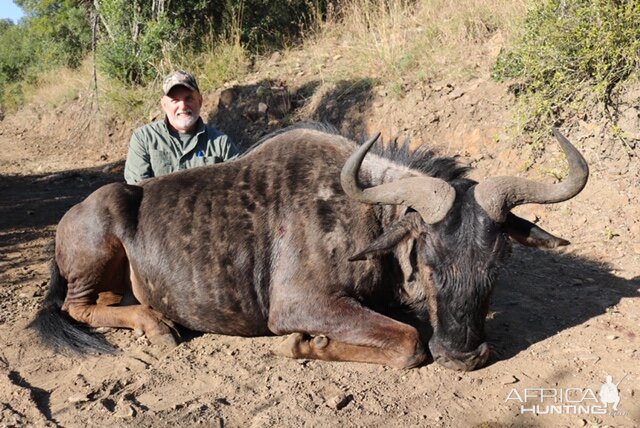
(0, 2, 91, 111)
(96, 0, 180, 85)
(493, 0, 640, 133)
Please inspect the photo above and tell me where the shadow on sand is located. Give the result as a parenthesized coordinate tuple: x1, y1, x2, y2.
(487, 244, 638, 362)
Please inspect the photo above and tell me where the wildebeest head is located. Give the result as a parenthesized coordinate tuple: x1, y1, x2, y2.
(342, 129, 588, 371)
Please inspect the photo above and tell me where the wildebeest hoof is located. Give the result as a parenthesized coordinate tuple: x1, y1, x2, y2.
(273, 333, 305, 358)
(313, 335, 329, 349)
(149, 333, 178, 348)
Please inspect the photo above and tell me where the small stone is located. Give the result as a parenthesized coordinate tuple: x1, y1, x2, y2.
(269, 51, 282, 64)
(327, 393, 352, 410)
(606, 335, 618, 340)
(427, 113, 440, 123)
(258, 102, 268, 114)
(115, 404, 136, 418)
(577, 419, 587, 427)
(447, 88, 465, 100)
(219, 88, 236, 107)
(215, 398, 230, 406)
(68, 393, 89, 404)
(332, 54, 342, 61)
(501, 375, 519, 385)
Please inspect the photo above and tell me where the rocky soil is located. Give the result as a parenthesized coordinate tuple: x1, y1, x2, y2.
(0, 47, 639, 427)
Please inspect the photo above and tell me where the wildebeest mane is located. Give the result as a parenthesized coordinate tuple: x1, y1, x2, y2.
(377, 136, 471, 183)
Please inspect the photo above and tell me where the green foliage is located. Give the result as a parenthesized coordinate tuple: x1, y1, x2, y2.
(0, 22, 31, 81)
(492, 0, 640, 133)
(229, 0, 323, 49)
(20, 0, 91, 69)
(0, 0, 91, 110)
(95, 0, 321, 87)
(96, 0, 178, 85)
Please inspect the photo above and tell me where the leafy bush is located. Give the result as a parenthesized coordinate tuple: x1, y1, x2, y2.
(493, 0, 640, 133)
(96, 0, 180, 85)
(0, 1, 91, 111)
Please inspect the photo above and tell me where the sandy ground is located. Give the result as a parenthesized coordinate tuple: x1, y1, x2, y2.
(0, 73, 639, 427)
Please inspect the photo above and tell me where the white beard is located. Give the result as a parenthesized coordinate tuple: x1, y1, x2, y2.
(174, 113, 199, 132)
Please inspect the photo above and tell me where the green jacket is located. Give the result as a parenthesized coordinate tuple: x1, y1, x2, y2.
(124, 118, 240, 184)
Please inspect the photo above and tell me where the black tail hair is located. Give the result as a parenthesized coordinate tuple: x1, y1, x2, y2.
(28, 253, 115, 355)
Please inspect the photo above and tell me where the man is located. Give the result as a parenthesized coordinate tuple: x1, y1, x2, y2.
(124, 70, 239, 184)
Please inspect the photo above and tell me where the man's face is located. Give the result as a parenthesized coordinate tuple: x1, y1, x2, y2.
(161, 85, 203, 133)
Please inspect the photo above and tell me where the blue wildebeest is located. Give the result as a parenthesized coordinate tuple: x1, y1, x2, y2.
(31, 124, 588, 371)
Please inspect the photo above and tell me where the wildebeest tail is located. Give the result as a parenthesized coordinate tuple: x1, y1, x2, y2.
(28, 257, 115, 355)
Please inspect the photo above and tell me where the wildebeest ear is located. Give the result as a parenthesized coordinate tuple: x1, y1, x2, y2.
(504, 212, 570, 249)
(349, 212, 421, 261)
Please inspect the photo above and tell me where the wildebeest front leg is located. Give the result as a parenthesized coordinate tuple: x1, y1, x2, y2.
(65, 303, 178, 347)
(269, 298, 425, 368)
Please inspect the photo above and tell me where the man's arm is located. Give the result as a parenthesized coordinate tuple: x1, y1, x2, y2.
(124, 133, 153, 184)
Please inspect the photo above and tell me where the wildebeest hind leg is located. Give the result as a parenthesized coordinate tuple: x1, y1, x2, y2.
(66, 303, 178, 348)
(270, 298, 425, 368)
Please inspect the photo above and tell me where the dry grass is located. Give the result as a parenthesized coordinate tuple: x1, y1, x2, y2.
(22, 60, 95, 109)
(286, 0, 530, 87)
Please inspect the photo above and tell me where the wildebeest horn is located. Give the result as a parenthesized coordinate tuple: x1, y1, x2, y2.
(341, 133, 456, 224)
(475, 128, 589, 223)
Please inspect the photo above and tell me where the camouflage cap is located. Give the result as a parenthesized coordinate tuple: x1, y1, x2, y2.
(162, 70, 200, 95)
